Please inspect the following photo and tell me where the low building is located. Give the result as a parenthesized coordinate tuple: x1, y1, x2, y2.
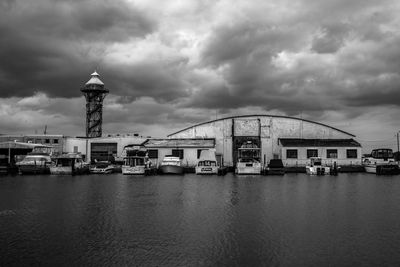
(280, 138, 362, 166)
(63, 135, 147, 162)
(0, 134, 64, 155)
(143, 138, 216, 167)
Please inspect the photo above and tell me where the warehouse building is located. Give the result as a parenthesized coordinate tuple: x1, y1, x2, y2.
(167, 115, 362, 167)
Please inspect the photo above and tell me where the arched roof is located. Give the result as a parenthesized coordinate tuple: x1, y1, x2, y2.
(168, 114, 355, 137)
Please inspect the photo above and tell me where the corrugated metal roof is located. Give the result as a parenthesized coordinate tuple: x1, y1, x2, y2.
(279, 138, 361, 147)
(168, 114, 356, 137)
(144, 138, 215, 148)
(0, 141, 52, 149)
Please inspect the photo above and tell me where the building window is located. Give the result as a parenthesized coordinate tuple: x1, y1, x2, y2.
(327, 149, 338, 158)
(53, 139, 59, 144)
(286, 149, 298, 159)
(147, 149, 158, 159)
(347, 149, 358, 158)
(307, 149, 318, 158)
(197, 149, 205, 159)
(45, 139, 50, 144)
(172, 149, 184, 159)
(73, 146, 78, 153)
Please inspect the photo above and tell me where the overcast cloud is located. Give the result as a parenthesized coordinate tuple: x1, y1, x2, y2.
(1, 0, 400, 151)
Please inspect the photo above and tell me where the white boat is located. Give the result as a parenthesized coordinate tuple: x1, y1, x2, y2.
(235, 141, 262, 174)
(50, 153, 89, 175)
(195, 149, 218, 175)
(121, 145, 150, 175)
(16, 152, 52, 174)
(16, 145, 54, 174)
(362, 148, 399, 174)
(306, 157, 330, 175)
(122, 156, 147, 175)
(159, 156, 183, 174)
(90, 162, 115, 174)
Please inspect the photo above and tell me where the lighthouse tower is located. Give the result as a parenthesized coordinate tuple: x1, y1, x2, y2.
(81, 71, 109, 138)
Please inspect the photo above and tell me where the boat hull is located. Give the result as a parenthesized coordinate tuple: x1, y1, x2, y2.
(306, 166, 330, 175)
(18, 165, 50, 174)
(236, 164, 262, 175)
(159, 165, 183, 175)
(122, 165, 146, 175)
(50, 166, 89, 175)
(364, 164, 399, 175)
(195, 166, 218, 175)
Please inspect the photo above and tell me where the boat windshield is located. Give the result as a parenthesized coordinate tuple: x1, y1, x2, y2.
(198, 160, 216, 166)
(55, 158, 73, 167)
(238, 158, 259, 163)
(371, 149, 393, 159)
(124, 157, 145, 166)
(24, 156, 48, 161)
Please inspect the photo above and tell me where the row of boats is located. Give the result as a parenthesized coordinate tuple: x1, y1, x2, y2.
(305, 148, 400, 175)
(7, 144, 400, 176)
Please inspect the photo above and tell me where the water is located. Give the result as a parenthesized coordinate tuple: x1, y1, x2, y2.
(1, 173, 400, 266)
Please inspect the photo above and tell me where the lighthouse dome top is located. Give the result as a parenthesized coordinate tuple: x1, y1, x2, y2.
(85, 70, 104, 86)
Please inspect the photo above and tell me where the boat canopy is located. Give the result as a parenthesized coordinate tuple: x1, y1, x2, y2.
(198, 149, 217, 162)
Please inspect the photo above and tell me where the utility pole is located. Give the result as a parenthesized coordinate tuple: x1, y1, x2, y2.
(397, 132, 399, 160)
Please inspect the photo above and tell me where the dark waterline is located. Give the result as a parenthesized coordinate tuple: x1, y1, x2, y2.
(1, 173, 400, 266)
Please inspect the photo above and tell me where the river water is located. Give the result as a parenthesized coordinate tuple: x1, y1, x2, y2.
(1, 173, 400, 266)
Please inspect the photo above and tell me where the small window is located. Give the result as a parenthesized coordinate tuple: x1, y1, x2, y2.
(327, 149, 338, 158)
(73, 146, 78, 153)
(45, 139, 50, 144)
(347, 149, 357, 158)
(307, 149, 318, 158)
(286, 149, 298, 159)
(53, 139, 59, 144)
(172, 149, 184, 159)
(147, 149, 158, 159)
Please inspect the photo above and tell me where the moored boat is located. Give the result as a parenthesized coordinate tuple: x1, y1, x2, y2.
(16, 152, 52, 174)
(90, 161, 115, 174)
(159, 156, 183, 174)
(306, 157, 330, 175)
(362, 148, 399, 174)
(121, 145, 152, 175)
(235, 141, 262, 174)
(265, 159, 285, 175)
(195, 149, 218, 175)
(50, 153, 89, 175)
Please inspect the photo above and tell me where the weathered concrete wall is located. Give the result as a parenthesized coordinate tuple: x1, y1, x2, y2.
(169, 115, 358, 167)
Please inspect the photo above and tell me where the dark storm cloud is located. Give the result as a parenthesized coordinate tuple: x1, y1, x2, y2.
(311, 23, 350, 54)
(0, 0, 156, 97)
(2, 0, 400, 140)
(104, 59, 191, 103)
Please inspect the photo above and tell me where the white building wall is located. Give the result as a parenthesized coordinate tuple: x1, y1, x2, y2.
(64, 136, 147, 162)
(282, 147, 362, 166)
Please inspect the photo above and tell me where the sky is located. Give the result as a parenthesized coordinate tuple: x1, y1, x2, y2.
(1, 0, 400, 152)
